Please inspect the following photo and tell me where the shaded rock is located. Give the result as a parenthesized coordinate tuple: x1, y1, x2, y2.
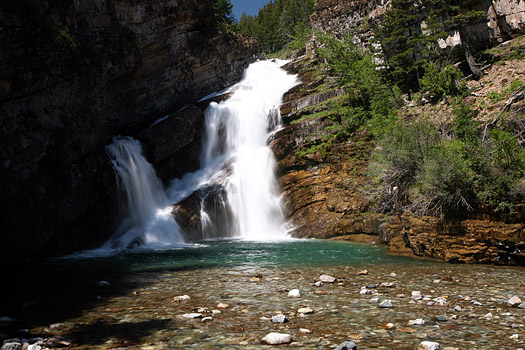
(335, 341, 357, 350)
(42, 337, 71, 348)
(261, 333, 292, 345)
(518, 302, 525, 309)
(96, 281, 111, 287)
(319, 275, 336, 283)
(418, 341, 440, 350)
(271, 315, 288, 324)
(436, 316, 447, 322)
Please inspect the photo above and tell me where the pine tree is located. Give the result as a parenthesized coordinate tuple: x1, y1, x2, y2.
(213, 0, 235, 25)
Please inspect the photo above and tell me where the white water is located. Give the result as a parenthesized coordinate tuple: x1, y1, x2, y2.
(197, 60, 298, 240)
(104, 137, 184, 249)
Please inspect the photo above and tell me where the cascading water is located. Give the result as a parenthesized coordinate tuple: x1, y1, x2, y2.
(104, 137, 184, 249)
(198, 60, 299, 240)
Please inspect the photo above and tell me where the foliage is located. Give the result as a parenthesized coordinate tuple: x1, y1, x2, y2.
(420, 62, 468, 100)
(238, 0, 316, 53)
(213, 0, 235, 25)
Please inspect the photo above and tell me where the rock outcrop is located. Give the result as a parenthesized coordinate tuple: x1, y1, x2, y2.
(0, 0, 257, 262)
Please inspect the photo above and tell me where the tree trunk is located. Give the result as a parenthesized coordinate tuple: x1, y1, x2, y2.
(459, 28, 483, 79)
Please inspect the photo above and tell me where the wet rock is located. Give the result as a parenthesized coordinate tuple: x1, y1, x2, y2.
(507, 296, 522, 307)
(181, 313, 203, 319)
(436, 316, 447, 322)
(319, 275, 336, 283)
(298, 307, 314, 314)
(174, 295, 191, 302)
(418, 341, 440, 350)
(261, 333, 292, 345)
(335, 341, 357, 350)
(27, 345, 41, 350)
(0, 317, 15, 325)
(408, 319, 426, 326)
(288, 289, 301, 297)
(271, 315, 288, 324)
(42, 336, 72, 348)
(2, 340, 20, 346)
(411, 291, 423, 300)
(49, 323, 65, 330)
(1, 343, 21, 350)
(96, 281, 111, 287)
(379, 300, 393, 308)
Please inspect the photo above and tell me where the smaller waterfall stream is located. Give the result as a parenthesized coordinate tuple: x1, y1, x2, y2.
(104, 137, 184, 249)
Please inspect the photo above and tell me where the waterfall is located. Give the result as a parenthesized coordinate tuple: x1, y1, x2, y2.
(104, 137, 184, 249)
(199, 60, 299, 239)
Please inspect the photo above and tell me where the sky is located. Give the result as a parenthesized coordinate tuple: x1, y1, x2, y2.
(231, 0, 271, 20)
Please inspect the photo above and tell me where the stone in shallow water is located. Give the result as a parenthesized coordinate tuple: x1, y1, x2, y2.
(436, 315, 447, 322)
(379, 299, 393, 308)
(335, 341, 357, 350)
(357, 270, 368, 276)
(411, 291, 422, 300)
(271, 315, 288, 324)
(181, 313, 203, 319)
(507, 296, 522, 307)
(418, 341, 440, 350)
(173, 295, 190, 302)
(315, 281, 323, 287)
(299, 328, 311, 334)
(408, 318, 425, 326)
(288, 289, 301, 297)
(433, 297, 447, 306)
(298, 307, 314, 314)
(260, 333, 292, 345)
(216, 303, 229, 309)
(454, 305, 462, 312)
(319, 275, 336, 283)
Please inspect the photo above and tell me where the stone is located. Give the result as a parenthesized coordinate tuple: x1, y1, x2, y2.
(385, 323, 396, 329)
(299, 328, 311, 334)
(319, 275, 336, 283)
(436, 316, 447, 322)
(379, 282, 396, 288)
(408, 319, 425, 326)
(49, 323, 65, 330)
(454, 306, 462, 312)
(298, 307, 314, 314)
(202, 317, 213, 322)
(358, 270, 368, 276)
(411, 291, 423, 300)
(96, 281, 111, 287)
(288, 289, 301, 297)
(507, 296, 522, 307)
(174, 295, 190, 302)
(471, 300, 483, 306)
(27, 345, 41, 350)
(216, 303, 229, 309)
(315, 281, 323, 287)
(271, 315, 288, 324)
(418, 341, 441, 350)
(1, 343, 21, 350)
(518, 302, 525, 309)
(434, 297, 448, 306)
(379, 299, 393, 308)
(335, 341, 357, 350)
(261, 333, 292, 345)
(370, 297, 380, 303)
(212, 310, 221, 314)
(181, 313, 203, 319)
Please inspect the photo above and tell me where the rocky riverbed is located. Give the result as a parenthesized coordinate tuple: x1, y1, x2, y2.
(1, 242, 524, 349)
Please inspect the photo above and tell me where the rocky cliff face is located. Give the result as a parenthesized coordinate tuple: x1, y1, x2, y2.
(0, 0, 256, 262)
(274, 55, 525, 265)
(311, 0, 525, 50)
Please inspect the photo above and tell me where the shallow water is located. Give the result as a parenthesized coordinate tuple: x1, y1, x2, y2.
(1, 240, 524, 349)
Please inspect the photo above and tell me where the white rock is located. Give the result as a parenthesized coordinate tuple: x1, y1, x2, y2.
(271, 315, 288, 324)
(360, 288, 372, 295)
(261, 333, 292, 345)
(389, 273, 397, 277)
(288, 289, 301, 298)
(202, 317, 213, 322)
(510, 334, 520, 339)
(358, 269, 368, 275)
(216, 303, 229, 309)
(173, 295, 190, 302)
(418, 341, 441, 350)
(483, 313, 493, 320)
(299, 328, 311, 334)
(385, 323, 396, 329)
(518, 303, 525, 309)
(379, 282, 396, 288)
(408, 318, 425, 326)
(433, 279, 441, 284)
(379, 299, 393, 308)
(27, 345, 41, 350)
(434, 297, 448, 306)
(297, 307, 314, 314)
(507, 296, 522, 307)
(181, 313, 202, 319)
(454, 306, 462, 312)
(319, 275, 336, 283)
(411, 291, 422, 300)
(370, 297, 380, 303)
(315, 281, 323, 287)
(471, 300, 483, 306)
(212, 310, 221, 314)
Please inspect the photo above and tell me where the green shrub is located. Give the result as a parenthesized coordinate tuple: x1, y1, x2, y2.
(420, 62, 467, 100)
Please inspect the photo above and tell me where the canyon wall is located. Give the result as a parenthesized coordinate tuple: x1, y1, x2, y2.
(0, 0, 256, 262)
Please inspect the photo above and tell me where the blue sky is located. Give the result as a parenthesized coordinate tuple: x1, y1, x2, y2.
(231, 0, 271, 20)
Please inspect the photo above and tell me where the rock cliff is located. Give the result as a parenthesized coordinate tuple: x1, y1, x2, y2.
(0, 0, 256, 262)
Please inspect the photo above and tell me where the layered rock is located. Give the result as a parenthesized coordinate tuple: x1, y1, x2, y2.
(0, 0, 256, 262)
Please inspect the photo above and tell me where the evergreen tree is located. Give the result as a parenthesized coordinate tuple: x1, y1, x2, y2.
(213, 0, 235, 25)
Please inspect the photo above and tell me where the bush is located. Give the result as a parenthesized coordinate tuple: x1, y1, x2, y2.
(420, 62, 468, 101)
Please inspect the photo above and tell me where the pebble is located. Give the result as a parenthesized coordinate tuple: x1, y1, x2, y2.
(434, 297, 448, 306)
(297, 307, 314, 314)
(454, 306, 462, 312)
(518, 303, 525, 309)
(299, 328, 311, 334)
(408, 318, 426, 326)
(358, 270, 368, 276)
(472, 300, 483, 306)
(418, 341, 441, 350)
(433, 279, 441, 284)
(389, 273, 397, 277)
(360, 288, 372, 295)
(49, 323, 65, 330)
(211, 310, 221, 314)
(181, 313, 203, 319)
(319, 274, 336, 283)
(436, 315, 447, 322)
(202, 317, 213, 322)
(507, 296, 522, 307)
(27, 345, 41, 350)
(261, 333, 292, 345)
(510, 334, 520, 339)
(379, 299, 393, 308)
(370, 297, 380, 303)
(379, 282, 396, 288)
(96, 280, 111, 287)
(335, 341, 357, 350)
(412, 291, 423, 300)
(288, 289, 301, 297)
(43, 337, 71, 348)
(271, 315, 288, 324)
(173, 295, 190, 302)
(315, 281, 323, 287)
(1, 343, 21, 350)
